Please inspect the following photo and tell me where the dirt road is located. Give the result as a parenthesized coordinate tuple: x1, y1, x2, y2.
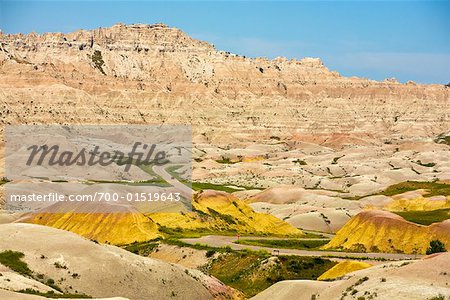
(181, 235, 423, 262)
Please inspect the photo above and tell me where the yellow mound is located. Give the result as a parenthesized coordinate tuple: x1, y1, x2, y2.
(317, 260, 372, 280)
(150, 190, 303, 236)
(386, 196, 450, 211)
(25, 190, 301, 244)
(26, 211, 160, 244)
(322, 210, 450, 254)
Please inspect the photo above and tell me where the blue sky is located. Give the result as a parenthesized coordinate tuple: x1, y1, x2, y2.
(1, 1, 449, 84)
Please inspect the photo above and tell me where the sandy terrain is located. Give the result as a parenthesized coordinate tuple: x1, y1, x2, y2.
(252, 253, 450, 300)
(0, 223, 214, 300)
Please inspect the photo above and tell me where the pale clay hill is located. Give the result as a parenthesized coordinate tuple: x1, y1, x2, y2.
(0, 223, 236, 300)
(251, 252, 450, 300)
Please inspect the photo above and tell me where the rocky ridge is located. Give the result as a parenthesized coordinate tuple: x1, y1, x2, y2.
(0, 23, 448, 144)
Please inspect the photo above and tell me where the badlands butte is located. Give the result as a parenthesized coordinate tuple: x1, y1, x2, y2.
(0, 23, 449, 299)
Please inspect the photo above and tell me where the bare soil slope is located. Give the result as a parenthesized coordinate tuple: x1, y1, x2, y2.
(0, 223, 214, 300)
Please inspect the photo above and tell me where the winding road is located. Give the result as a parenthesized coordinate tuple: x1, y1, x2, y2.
(180, 235, 423, 263)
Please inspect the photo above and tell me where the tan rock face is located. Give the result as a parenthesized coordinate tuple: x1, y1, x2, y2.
(0, 23, 448, 139)
(0, 23, 449, 193)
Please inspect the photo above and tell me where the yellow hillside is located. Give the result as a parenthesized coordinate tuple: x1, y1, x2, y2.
(318, 260, 372, 281)
(26, 211, 160, 244)
(323, 210, 450, 254)
(25, 190, 302, 244)
(150, 190, 303, 236)
(386, 196, 450, 211)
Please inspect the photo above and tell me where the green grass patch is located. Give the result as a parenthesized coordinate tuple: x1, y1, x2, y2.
(165, 165, 185, 181)
(0, 250, 32, 276)
(393, 208, 450, 225)
(207, 208, 237, 225)
(123, 240, 159, 256)
(19, 289, 91, 298)
(378, 181, 450, 197)
(163, 238, 234, 253)
(1, 177, 10, 185)
(156, 225, 239, 239)
(435, 133, 450, 146)
(234, 238, 330, 250)
(0, 250, 90, 297)
(89, 179, 170, 187)
(191, 182, 242, 193)
(191, 181, 262, 193)
(155, 224, 294, 239)
(302, 232, 328, 239)
(215, 156, 239, 164)
(206, 253, 336, 297)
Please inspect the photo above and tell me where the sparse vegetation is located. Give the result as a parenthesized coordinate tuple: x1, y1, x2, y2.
(332, 156, 344, 165)
(191, 181, 262, 193)
(426, 240, 447, 255)
(293, 159, 308, 165)
(54, 262, 67, 269)
(165, 165, 185, 182)
(393, 208, 450, 225)
(378, 181, 450, 197)
(0, 250, 32, 276)
(89, 178, 170, 187)
(163, 238, 233, 253)
(434, 133, 450, 146)
(234, 238, 330, 250)
(207, 208, 237, 225)
(19, 288, 91, 298)
(216, 156, 238, 164)
(123, 240, 159, 256)
(122, 237, 335, 297)
(90, 50, 106, 75)
(191, 182, 240, 193)
(0, 250, 89, 297)
(342, 276, 369, 299)
(415, 160, 436, 167)
(205, 252, 336, 297)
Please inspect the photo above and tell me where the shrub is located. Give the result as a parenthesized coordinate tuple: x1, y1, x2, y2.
(0, 250, 32, 276)
(426, 240, 447, 255)
(90, 50, 106, 75)
(206, 250, 216, 258)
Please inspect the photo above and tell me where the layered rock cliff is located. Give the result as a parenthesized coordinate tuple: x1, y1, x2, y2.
(0, 23, 449, 146)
